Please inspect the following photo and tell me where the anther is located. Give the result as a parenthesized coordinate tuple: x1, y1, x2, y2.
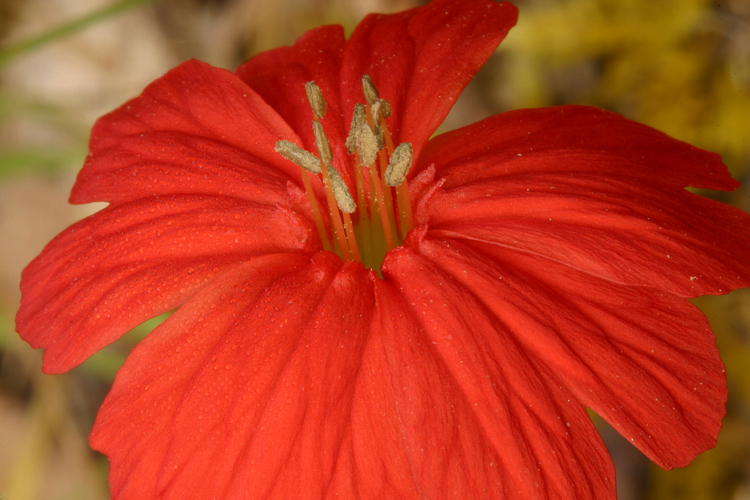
(371, 123, 385, 150)
(356, 122, 380, 167)
(346, 103, 366, 154)
(370, 100, 386, 148)
(370, 100, 383, 122)
(377, 99, 392, 118)
(370, 99, 392, 122)
(384, 143, 413, 186)
(312, 121, 333, 166)
(362, 75, 379, 106)
(305, 81, 327, 120)
(326, 165, 356, 213)
(275, 140, 321, 174)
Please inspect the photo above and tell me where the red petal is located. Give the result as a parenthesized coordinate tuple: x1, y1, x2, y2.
(341, 0, 518, 161)
(16, 196, 315, 373)
(235, 26, 348, 173)
(382, 240, 616, 499)
(419, 105, 738, 190)
(496, 245, 725, 468)
(236, 0, 518, 179)
(90, 254, 381, 499)
(91, 250, 614, 499)
(418, 106, 750, 296)
(73, 59, 302, 205)
(394, 233, 725, 469)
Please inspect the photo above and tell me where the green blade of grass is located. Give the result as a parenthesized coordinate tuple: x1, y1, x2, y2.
(0, 0, 161, 68)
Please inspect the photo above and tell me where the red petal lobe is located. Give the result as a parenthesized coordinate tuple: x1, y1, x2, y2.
(74, 59, 301, 205)
(419, 106, 750, 296)
(382, 238, 616, 499)
(17, 196, 315, 373)
(90, 254, 380, 499)
(236, 26, 347, 166)
(342, 0, 518, 161)
(407, 234, 726, 469)
(420, 105, 738, 190)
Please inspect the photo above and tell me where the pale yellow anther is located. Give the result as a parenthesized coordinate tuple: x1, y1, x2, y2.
(362, 75, 379, 106)
(312, 121, 333, 166)
(305, 81, 327, 120)
(385, 142, 413, 186)
(346, 103, 366, 154)
(370, 101, 385, 148)
(370, 100, 383, 121)
(370, 99, 392, 121)
(356, 122, 380, 167)
(372, 123, 385, 150)
(377, 99, 392, 118)
(275, 140, 321, 174)
(326, 165, 356, 213)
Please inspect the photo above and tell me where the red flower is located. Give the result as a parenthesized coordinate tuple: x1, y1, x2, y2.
(16, 0, 750, 498)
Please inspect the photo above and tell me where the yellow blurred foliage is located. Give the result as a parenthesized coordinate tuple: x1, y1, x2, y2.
(502, 0, 750, 176)
(501, 1, 750, 498)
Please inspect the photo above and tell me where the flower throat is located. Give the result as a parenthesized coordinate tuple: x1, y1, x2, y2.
(275, 76, 414, 273)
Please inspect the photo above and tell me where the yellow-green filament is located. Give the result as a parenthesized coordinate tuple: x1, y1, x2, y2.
(301, 170, 332, 251)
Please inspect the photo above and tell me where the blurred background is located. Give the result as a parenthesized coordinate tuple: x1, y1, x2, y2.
(0, 0, 749, 499)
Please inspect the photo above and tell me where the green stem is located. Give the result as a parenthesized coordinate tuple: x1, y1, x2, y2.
(0, 0, 161, 68)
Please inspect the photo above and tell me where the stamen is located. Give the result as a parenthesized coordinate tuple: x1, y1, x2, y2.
(274, 140, 331, 251)
(379, 115, 395, 156)
(312, 121, 333, 166)
(275, 140, 321, 174)
(320, 162, 352, 261)
(352, 155, 374, 268)
(326, 164, 361, 263)
(356, 122, 380, 167)
(353, 120, 391, 250)
(378, 147, 397, 241)
(372, 123, 385, 150)
(370, 100, 383, 123)
(281, 78, 415, 269)
(346, 103, 366, 155)
(366, 161, 396, 251)
(305, 81, 327, 120)
(326, 164, 356, 214)
(370, 99, 391, 122)
(384, 142, 413, 187)
(386, 143, 414, 239)
(378, 115, 412, 239)
(375, 99, 392, 119)
(347, 109, 373, 265)
(300, 170, 333, 252)
(341, 211, 361, 263)
(362, 74, 379, 106)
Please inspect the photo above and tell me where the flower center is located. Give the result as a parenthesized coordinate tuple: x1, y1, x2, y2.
(275, 76, 414, 274)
